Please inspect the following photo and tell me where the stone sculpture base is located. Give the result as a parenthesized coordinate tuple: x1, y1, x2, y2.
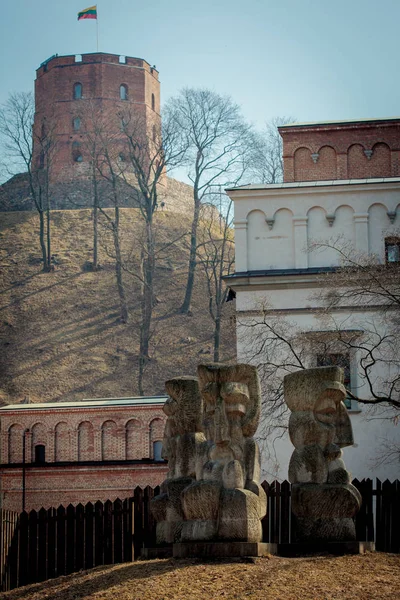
(173, 542, 277, 558)
(140, 547, 173, 559)
(276, 541, 375, 557)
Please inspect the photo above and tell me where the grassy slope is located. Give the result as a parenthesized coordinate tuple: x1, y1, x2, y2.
(0, 208, 235, 403)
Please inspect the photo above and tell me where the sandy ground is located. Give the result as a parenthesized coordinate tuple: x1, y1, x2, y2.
(2, 553, 400, 600)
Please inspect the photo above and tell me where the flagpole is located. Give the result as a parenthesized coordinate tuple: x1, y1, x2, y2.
(96, 4, 99, 51)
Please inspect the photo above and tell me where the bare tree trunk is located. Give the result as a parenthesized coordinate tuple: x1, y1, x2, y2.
(38, 210, 48, 271)
(180, 193, 200, 314)
(138, 219, 155, 395)
(214, 311, 221, 362)
(138, 355, 145, 396)
(92, 161, 99, 270)
(112, 207, 129, 323)
(46, 195, 51, 272)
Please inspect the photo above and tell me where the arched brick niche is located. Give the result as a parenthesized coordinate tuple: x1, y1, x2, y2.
(369, 143, 391, 178)
(8, 424, 23, 463)
(125, 419, 142, 460)
(78, 421, 94, 461)
(294, 146, 337, 181)
(55, 421, 70, 461)
(348, 143, 391, 179)
(101, 420, 119, 461)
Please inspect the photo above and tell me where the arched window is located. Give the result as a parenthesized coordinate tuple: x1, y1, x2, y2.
(72, 141, 83, 162)
(120, 117, 127, 132)
(151, 93, 155, 111)
(35, 444, 46, 464)
(120, 84, 128, 100)
(152, 125, 157, 143)
(73, 117, 81, 131)
(73, 83, 82, 100)
(153, 440, 163, 462)
(118, 152, 126, 162)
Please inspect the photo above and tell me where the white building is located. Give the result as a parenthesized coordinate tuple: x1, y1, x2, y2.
(225, 118, 400, 482)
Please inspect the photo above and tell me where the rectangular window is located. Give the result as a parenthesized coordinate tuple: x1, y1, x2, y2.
(316, 353, 352, 409)
(385, 239, 400, 263)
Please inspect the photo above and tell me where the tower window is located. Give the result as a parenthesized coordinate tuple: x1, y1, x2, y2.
(152, 125, 157, 143)
(73, 117, 81, 131)
(73, 83, 82, 100)
(151, 93, 155, 111)
(72, 141, 83, 162)
(385, 238, 400, 263)
(120, 84, 128, 100)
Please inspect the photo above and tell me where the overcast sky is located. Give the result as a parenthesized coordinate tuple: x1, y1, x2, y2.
(0, 0, 399, 129)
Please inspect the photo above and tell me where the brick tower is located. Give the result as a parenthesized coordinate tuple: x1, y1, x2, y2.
(33, 53, 160, 183)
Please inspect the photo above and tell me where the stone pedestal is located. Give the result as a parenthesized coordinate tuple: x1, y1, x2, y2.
(173, 541, 277, 558)
(277, 541, 375, 557)
(140, 546, 173, 559)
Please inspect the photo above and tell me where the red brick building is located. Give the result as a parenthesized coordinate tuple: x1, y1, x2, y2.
(33, 52, 160, 182)
(0, 397, 168, 512)
(279, 117, 400, 182)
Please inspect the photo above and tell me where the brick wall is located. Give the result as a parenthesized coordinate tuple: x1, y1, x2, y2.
(279, 119, 400, 182)
(0, 399, 168, 511)
(1, 462, 167, 512)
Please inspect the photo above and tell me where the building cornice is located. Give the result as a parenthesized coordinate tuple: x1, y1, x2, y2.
(226, 178, 400, 197)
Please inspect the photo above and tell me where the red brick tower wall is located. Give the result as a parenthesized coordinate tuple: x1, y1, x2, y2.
(33, 53, 160, 183)
(279, 119, 400, 182)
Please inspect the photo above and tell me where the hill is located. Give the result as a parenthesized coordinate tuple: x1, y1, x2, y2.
(2, 554, 399, 599)
(0, 207, 235, 404)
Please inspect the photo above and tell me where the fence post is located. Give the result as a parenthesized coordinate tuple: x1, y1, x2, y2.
(280, 480, 291, 544)
(113, 499, 123, 564)
(75, 504, 85, 571)
(261, 481, 270, 542)
(85, 502, 94, 570)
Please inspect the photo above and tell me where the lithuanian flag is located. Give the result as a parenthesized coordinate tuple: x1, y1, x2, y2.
(78, 5, 97, 20)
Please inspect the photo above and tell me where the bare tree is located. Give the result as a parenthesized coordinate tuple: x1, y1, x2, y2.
(83, 106, 131, 323)
(78, 101, 102, 271)
(250, 116, 295, 184)
(0, 92, 57, 271)
(165, 88, 253, 314)
(197, 191, 235, 361)
(115, 107, 187, 393)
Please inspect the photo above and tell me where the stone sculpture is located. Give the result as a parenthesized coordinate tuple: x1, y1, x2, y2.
(284, 366, 362, 542)
(180, 363, 267, 543)
(151, 376, 206, 544)
(151, 363, 267, 550)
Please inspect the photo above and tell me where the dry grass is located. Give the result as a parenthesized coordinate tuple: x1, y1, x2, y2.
(2, 553, 399, 600)
(0, 209, 235, 403)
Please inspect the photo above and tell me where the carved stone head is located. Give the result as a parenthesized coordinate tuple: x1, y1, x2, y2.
(284, 366, 353, 452)
(164, 376, 204, 436)
(197, 364, 261, 449)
